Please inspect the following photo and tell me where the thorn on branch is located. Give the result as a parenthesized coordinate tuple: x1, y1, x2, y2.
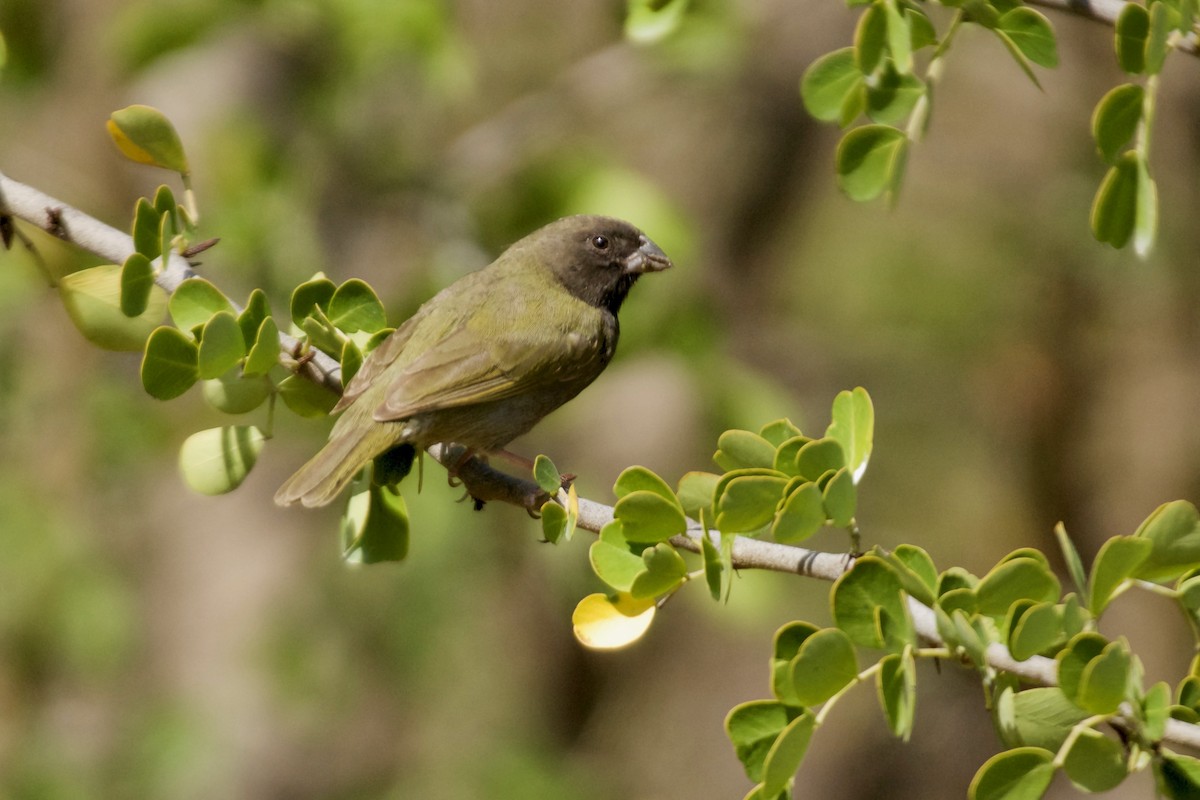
(45, 206, 67, 239)
(1, 214, 13, 249)
(182, 237, 220, 259)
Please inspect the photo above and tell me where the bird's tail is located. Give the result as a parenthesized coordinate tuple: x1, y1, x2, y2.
(274, 417, 400, 508)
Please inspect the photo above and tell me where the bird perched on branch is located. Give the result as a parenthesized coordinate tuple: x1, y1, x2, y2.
(275, 215, 672, 508)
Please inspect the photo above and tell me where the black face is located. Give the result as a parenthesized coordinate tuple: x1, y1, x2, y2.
(542, 215, 671, 315)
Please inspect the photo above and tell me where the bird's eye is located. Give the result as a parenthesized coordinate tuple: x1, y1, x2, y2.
(590, 235, 609, 250)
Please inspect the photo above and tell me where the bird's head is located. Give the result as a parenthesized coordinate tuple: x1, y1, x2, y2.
(531, 215, 672, 314)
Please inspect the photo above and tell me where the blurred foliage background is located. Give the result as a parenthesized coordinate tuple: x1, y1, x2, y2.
(3, 0, 1200, 797)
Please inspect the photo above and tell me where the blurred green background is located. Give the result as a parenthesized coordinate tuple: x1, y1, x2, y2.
(3, 0, 1200, 797)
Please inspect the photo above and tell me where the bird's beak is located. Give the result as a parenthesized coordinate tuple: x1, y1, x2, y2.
(622, 234, 673, 275)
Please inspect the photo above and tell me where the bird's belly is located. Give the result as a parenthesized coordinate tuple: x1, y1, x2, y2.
(408, 379, 594, 452)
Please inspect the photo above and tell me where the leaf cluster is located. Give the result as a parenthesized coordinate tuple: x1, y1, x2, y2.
(726, 499, 1200, 799)
(563, 388, 875, 649)
(797, 0, 1196, 254)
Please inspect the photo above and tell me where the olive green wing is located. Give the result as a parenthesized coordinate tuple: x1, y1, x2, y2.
(332, 316, 420, 412)
(373, 297, 607, 421)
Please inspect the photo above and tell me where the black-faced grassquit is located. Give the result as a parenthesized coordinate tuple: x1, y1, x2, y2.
(275, 215, 671, 508)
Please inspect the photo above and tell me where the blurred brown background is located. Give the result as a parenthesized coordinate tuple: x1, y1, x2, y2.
(2, 0, 1200, 797)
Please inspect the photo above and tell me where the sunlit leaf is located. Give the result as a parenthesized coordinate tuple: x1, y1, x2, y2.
(178, 425, 265, 495)
(572, 592, 656, 650)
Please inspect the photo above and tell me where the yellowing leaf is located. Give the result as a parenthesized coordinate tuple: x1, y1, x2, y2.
(572, 592, 656, 650)
(107, 105, 189, 174)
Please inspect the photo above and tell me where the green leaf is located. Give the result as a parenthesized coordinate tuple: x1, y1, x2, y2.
(624, 0, 690, 43)
(1077, 641, 1132, 715)
(822, 468, 857, 527)
(832, 556, 910, 649)
(59, 264, 167, 351)
(772, 482, 826, 544)
(761, 712, 816, 796)
(866, 65, 925, 127)
(1091, 84, 1144, 165)
(789, 628, 858, 706)
(589, 522, 646, 592)
(1143, 680, 1171, 741)
(725, 701, 800, 784)
(243, 317, 280, 377)
(153, 184, 177, 219)
(328, 279, 387, 333)
(835, 124, 908, 202)
(968, 748, 1055, 800)
(855, 4, 888, 74)
(342, 478, 409, 564)
(1007, 602, 1064, 661)
(677, 471, 720, 520)
(107, 104, 190, 174)
(759, 418, 803, 447)
(877, 648, 916, 739)
(533, 454, 563, 494)
(202, 371, 271, 414)
(801, 48, 864, 123)
(131, 197, 161, 260)
(1062, 728, 1127, 792)
(197, 311, 246, 380)
(540, 501, 569, 544)
(1090, 151, 1140, 249)
(886, 544, 938, 605)
(141, 326, 199, 400)
(1088, 535, 1152, 616)
(277, 374, 338, 418)
(883, 0, 913, 73)
(825, 387, 874, 483)
(1133, 500, 1200, 582)
(237, 289, 271, 347)
(998, 687, 1087, 750)
(340, 338, 363, 386)
(794, 438, 846, 481)
(178, 425, 265, 495)
(168, 277, 234, 334)
(701, 531, 724, 601)
(1158, 751, 1200, 799)
(300, 308, 346, 357)
(615, 465, 678, 502)
(975, 556, 1061, 617)
(771, 621, 821, 705)
(1145, 1, 1178, 75)
(715, 429, 778, 471)
(997, 8, 1058, 68)
(290, 276, 337, 327)
(630, 542, 688, 598)
(615, 490, 687, 543)
(716, 474, 788, 533)
(1115, 3, 1149, 73)
(1058, 634, 1129, 715)
(773, 436, 812, 475)
(908, 5, 938, 49)
(1055, 523, 1088, 597)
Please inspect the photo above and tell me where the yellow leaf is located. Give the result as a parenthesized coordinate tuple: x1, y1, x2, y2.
(572, 593, 656, 650)
(106, 119, 157, 166)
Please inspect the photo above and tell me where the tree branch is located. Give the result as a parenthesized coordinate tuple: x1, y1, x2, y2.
(0, 169, 343, 395)
(3, 168, 1198, 753)
(1028, 0, 1199, 55)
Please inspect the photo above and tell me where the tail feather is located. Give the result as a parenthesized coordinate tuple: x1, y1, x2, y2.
(275, 421, 400, 508)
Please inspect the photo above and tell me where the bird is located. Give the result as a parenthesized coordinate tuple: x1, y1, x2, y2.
(275, 214, 672, 508)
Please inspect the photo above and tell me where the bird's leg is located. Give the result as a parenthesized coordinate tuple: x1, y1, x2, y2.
(445, 446, 480, 487)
